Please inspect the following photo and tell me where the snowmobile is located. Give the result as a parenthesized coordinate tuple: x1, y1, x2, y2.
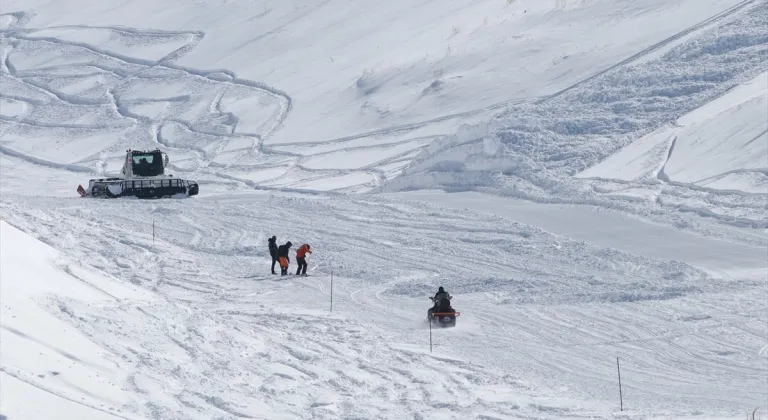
(77, 149, 199, 199)
(427, 295, 460, 328)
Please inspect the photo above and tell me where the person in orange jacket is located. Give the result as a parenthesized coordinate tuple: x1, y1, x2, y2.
(277, 241, 292, 275)
(295, 244, 312, 276)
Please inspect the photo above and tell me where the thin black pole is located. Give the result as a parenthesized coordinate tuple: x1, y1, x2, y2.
(617, 357, 623, 411)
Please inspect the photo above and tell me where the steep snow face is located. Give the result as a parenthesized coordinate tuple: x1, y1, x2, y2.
(0, 0, 761, 194)
(380, 3, 768, 233)
(577, 71, 768, 194)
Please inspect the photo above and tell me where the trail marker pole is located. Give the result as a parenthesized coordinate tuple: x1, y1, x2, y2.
(617, 357, 623, 411)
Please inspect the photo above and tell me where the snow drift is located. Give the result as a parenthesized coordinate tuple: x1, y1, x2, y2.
(577, 71, 768, 194)
(0, 220, 154, 419)
(2, 0, 768, 418)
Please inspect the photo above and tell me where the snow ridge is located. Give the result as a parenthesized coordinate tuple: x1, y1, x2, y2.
(379, 1, 768, 233)
(2, 1, 768, 419)
(0, 17, 291, 177)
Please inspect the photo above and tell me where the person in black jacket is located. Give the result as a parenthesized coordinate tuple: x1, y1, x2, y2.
(433, 287, 449, 304)
(428, 287, 451, 319)
(268, 236, 278, 274)
(277, 241, 292, 275)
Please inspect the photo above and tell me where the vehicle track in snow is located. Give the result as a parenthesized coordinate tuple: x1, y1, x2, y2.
(2, 191, 763, 417)
(2, 195, 622, 419)
(0, 13, 447, 194)
(2, 0, 764, 199)
(1, 2, 767, 417)
(6, 0, 754, 196)
(0, 19, 288, 168)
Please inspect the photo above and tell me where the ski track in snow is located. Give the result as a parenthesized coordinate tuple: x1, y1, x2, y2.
(1, 193, 766, 418)
(0, 19, 289, 171)
(0, 200, 582, 419)
(1, 0, 766, 214)
(1, 1, 768, 419)
(3, 0, 764, 199)
(0, 16, 446, 193)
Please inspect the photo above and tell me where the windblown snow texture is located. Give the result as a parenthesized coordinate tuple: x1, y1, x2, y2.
(1, 0, 767, 419)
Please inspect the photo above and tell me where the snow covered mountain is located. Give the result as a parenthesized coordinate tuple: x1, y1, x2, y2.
(1, 0, 766, 419)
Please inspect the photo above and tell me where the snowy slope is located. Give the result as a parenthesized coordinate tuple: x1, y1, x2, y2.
(2, 191, 767, 419)
(577, 71, 768, 194)
(0, 220, 154, 419)
(1, 0, 768, 419)
(378, 1, 767, 231)
(1, 0, 764, 193)
(385, 190, 766, 281)
(1, 205, 638, 420)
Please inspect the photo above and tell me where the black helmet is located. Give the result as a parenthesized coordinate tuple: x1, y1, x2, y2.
(438, 286, 444, 292)
(286, 241, 292, 246)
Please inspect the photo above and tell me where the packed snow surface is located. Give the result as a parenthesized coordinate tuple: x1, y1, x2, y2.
(1, 0, 767, 419)
(1, 0, 765, 195)
(0, 220, 154, 419)
(385, 190, 766, 281)
(3, 192, 766, 419)
(578, 71, 768, 194)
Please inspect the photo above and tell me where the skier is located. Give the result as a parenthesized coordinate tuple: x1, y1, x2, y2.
(277, 241, 292, 275)
(295, 244, 312, 276)
(268, 236, 278, 274)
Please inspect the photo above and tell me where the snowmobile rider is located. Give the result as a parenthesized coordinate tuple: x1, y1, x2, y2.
(428, 287, 452, 319)
(433, 287, 450, 305)
(277, 241, 292, 275)
(268, 236, 278, 274)
(295, 244, 312, 276)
